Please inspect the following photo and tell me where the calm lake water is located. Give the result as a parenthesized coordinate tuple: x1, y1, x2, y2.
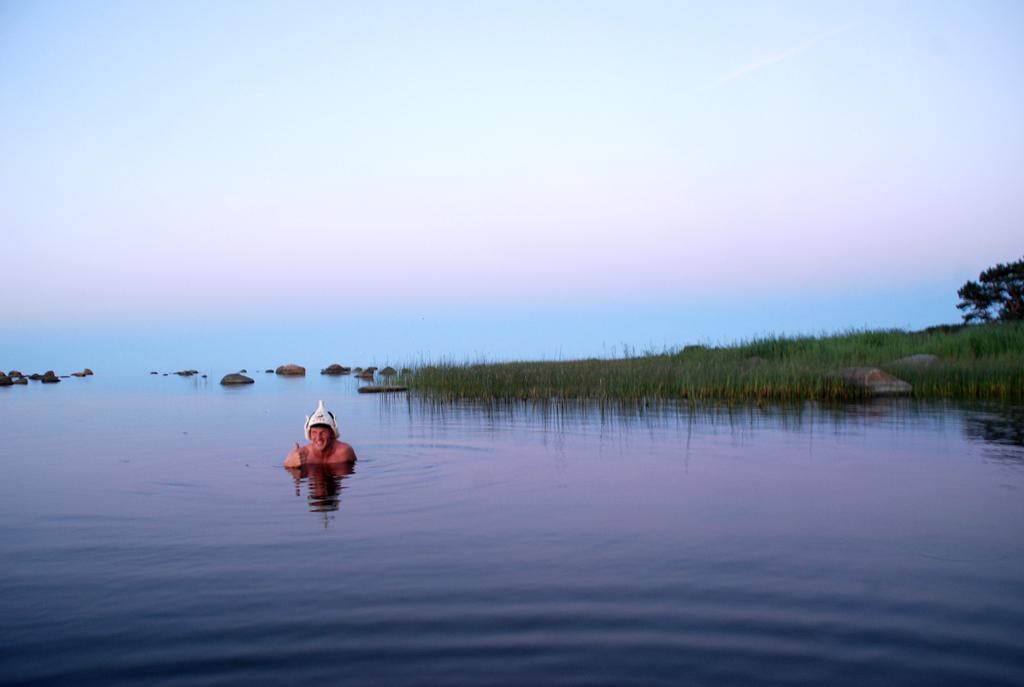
(2, 372, 1023, 686)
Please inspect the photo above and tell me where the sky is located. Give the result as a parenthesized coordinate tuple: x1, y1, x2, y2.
(2, 0, 1022, 371)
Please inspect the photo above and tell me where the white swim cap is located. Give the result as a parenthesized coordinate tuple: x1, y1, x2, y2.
(304, 400, 339, 439)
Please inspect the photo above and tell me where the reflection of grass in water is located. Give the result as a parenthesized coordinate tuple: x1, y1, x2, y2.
(407, 395, 1024, 454)
(404, 322, 1024, 402)
(406, 395, 956, 432)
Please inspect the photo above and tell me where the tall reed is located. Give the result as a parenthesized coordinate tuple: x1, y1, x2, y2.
(405, 322, 1024, 402)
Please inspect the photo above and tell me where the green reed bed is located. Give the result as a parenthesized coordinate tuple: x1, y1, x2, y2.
(406, 322, 1024, 402)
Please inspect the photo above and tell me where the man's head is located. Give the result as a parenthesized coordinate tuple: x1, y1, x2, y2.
(308, 425, 335, 452)
(304, 400, 339, 441)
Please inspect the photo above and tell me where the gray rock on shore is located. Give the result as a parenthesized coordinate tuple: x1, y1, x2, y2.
(221, 373, 255, 385)
(832, 367, 912, 395)
(893, 354, 940, 367)
(276, 364, 306, 376)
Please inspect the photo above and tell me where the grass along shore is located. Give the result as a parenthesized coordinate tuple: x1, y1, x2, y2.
(405, 322, 1024, 402)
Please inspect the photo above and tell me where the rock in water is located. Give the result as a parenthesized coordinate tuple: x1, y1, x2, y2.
(275, 364, 306, 376)
(41, 371, 61, 383)
(357, 385, 408, 394)
(833, 367, 912, 395)
(0, 373, 11, 386)
(321, 363, 351, 375)
(380, 366, 397, 376)
(220, 373, 255, 385)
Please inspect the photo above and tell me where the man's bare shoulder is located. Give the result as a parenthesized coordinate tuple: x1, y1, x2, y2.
(328, 441, 357, 463)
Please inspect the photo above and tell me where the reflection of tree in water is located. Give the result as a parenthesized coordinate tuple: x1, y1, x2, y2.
(963, 406, 1024, 464)
(287, 462, 355, 528)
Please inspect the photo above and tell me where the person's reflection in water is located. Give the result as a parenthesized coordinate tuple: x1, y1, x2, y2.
(286, 462, 355, 528)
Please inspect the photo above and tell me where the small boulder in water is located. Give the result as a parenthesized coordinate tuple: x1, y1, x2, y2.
(380, 366, 397, 376)
(220, 373, 255, 385)
(275, 364, 306, 376)
(357, 385, 408, 394)
(0, 373, 11, 386)
(321, 363, 351, 375)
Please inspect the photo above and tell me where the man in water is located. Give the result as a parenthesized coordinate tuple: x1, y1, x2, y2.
(284, 400, 357, 467)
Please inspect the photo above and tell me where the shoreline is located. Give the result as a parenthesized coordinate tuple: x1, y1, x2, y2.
(405, 322, 1024, 402)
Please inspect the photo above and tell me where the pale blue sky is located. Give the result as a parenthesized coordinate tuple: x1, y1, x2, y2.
(2, 1, 1022, 370)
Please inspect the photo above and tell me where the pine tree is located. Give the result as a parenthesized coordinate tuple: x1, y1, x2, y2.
(957, 258, 1024, 323)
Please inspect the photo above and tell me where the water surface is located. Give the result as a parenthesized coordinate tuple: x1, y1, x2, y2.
(2, 373, 1022, 685)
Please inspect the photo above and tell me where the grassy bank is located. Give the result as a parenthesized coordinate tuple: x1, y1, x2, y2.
(406, 322, 1024, 402)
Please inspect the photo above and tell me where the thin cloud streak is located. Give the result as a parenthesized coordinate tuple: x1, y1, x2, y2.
(721, 24, 853, 82)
